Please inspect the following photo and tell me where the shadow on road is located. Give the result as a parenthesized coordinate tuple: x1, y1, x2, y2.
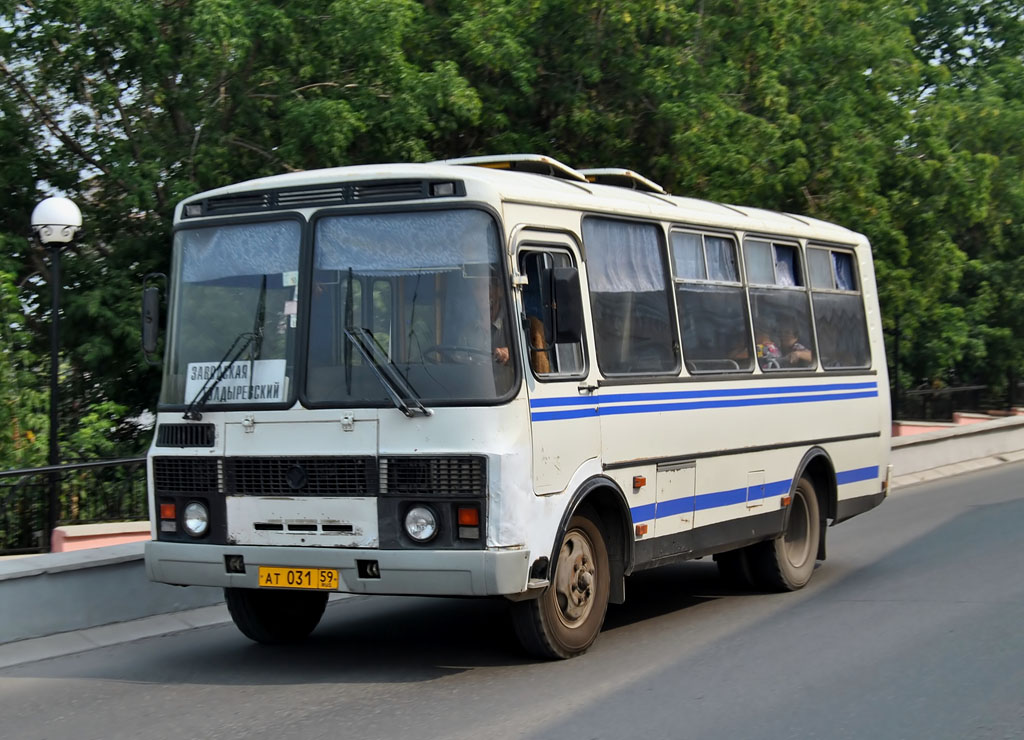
(4, 559, 755, 686)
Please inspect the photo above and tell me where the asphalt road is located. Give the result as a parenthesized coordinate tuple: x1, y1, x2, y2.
(2, 463, 1023, 740)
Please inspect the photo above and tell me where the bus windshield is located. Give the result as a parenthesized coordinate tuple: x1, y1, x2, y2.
(160, 219, 302, 408)
(306, 208, 516, 406)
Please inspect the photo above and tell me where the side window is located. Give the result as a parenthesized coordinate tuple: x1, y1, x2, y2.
(744, 239, 816, 371)
(582, 218, 678, 376)
(671, 230, 752, 374)
(519, 250, 585, 377)
(808, 246, 870, 369)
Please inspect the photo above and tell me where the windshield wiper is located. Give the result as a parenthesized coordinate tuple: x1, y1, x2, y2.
(344, 326, 431, 418)
(183, 331, 259, 421)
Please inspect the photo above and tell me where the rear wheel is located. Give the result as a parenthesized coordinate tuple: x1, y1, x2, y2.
(512, 511, 610, 659)
(225, 588, 328, 644)
(748, 476, 821, 591)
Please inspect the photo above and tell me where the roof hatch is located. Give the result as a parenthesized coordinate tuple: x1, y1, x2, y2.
(436, 154, 588, 183)
(577, 168, 667, 194)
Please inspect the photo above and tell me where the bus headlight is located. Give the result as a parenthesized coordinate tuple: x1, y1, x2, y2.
(183, 501, 210, 537)
(404, 505, 438, 542)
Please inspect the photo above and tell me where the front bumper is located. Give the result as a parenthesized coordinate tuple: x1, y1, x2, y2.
(145, 541, 532, 597)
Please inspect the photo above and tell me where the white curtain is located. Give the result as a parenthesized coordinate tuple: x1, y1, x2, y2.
(584, 218, 667, 293)
(180, 220, 300, 282)
(316, 209, 499, 273)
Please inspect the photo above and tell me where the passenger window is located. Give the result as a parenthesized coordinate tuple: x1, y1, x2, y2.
(519, 250, 585, 377)
(670, 231, 752, 374)
(745, 239, 816, 371)
(583, 218, 678, 376)
(808, 246, 870, 369)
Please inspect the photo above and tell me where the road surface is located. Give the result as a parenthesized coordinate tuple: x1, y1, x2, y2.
(2, 463, 1022, 739)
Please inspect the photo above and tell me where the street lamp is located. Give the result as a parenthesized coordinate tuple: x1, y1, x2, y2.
(31, 196, 82, 548)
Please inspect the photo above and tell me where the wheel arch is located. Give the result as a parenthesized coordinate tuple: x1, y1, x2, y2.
(791, 447, 837, 561)
(544, 475, 633, 605)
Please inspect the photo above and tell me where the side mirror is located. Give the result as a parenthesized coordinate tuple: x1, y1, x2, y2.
(141, 273, 166, 365)
(552, 266, 583, 343)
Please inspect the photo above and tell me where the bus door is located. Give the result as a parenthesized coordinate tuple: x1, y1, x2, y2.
(515, 234, 600, 495)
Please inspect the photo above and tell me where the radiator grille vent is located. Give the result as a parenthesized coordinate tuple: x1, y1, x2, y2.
(183, 179, 456, 217)
(204, 193, 270, 214)
(224, 457, 378, 496)
(276, 186, 348, 208)
(351, 181, 426, 202)
(382, 456, 486, 496)
(155, 423, 215, 448)
(153, 457, 220, 494)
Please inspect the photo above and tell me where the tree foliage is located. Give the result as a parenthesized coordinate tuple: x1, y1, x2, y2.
(0, 0, 1023, 464)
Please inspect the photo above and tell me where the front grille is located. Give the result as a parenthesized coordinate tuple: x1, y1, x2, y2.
(153, 457, 220, 494)
(224, 457, 377, 496)
(351, 181, 426, 202)
(382, 456, 486, 496)
(182, 179, 459, 217)
(204, 193, 270, 215)
(155, 423, 215, 448)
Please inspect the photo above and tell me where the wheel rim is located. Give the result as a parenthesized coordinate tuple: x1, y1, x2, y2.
(783, 489, 812, 569)
(552, 528, 597, 629)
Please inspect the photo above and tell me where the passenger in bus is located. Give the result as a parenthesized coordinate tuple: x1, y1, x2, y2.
(731, 329, 781, 370)
(780, 326, 813, 367)
(527, 315, 551, 373)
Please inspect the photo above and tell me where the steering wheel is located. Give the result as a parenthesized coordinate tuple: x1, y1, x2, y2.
(422, 344, 493, 363)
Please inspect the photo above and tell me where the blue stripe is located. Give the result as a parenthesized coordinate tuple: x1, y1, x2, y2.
(694, 486, 748, 511)
(532, 389, 878, 422)
(630, 502, 657, 521)
(836, 465, 879, 485)
(530, 382, 878, 409)
(656, 496, 695, 517)
(627, 466, 873, 524)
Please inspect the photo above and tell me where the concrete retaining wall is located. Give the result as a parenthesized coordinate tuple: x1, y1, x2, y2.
(0, 543, 222, 645)
(890, 414, 1024, 477)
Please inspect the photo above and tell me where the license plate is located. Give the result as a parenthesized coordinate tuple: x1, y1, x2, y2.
(258, 566, 339, 591)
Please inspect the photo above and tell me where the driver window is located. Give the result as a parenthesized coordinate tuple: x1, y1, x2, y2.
(519, 250, 585, 377)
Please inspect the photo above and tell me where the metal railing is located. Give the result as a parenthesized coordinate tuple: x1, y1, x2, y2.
(893, 382, 1024, 422)
(0, 457, 147, 555)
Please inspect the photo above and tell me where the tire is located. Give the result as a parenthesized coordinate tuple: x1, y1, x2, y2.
(714, 547, 753, 589)
(225, 587, 328, 644)
(748, 476, 821, 592)
(512, 511, 610, 659)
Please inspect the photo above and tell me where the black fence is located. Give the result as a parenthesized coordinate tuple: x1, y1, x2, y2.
(0, 457, 147, 556)
(893, 382, 1024, 422)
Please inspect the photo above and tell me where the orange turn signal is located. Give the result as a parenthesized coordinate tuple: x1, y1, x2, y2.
(632, 475, 647, 489)
(635, 523, 648, 536)
(781, 495, 792, 507)
(457, 507, 480, 526)
(159, 502, 176, 520)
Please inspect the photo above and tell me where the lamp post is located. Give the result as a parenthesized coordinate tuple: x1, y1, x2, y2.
(30, 197, 82, 549)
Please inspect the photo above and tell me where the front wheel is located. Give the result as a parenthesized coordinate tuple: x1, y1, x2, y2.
(225, 588, 328, 644)
(512, 511, 610, 659)
(748, 476, 821, 591)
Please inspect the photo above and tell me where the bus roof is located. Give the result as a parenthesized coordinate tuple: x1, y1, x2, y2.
(177, 158, 864, 245)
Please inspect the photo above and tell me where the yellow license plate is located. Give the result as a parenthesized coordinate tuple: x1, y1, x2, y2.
(258, 566, 339, 591)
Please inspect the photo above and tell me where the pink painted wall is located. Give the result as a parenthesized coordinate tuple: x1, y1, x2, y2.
(50, 526, 151, 553)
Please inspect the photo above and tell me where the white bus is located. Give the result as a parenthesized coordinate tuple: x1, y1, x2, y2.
(144, 154, 891, 658)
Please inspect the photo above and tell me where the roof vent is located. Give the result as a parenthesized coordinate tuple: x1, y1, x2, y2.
(578, 168, 667, 194)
